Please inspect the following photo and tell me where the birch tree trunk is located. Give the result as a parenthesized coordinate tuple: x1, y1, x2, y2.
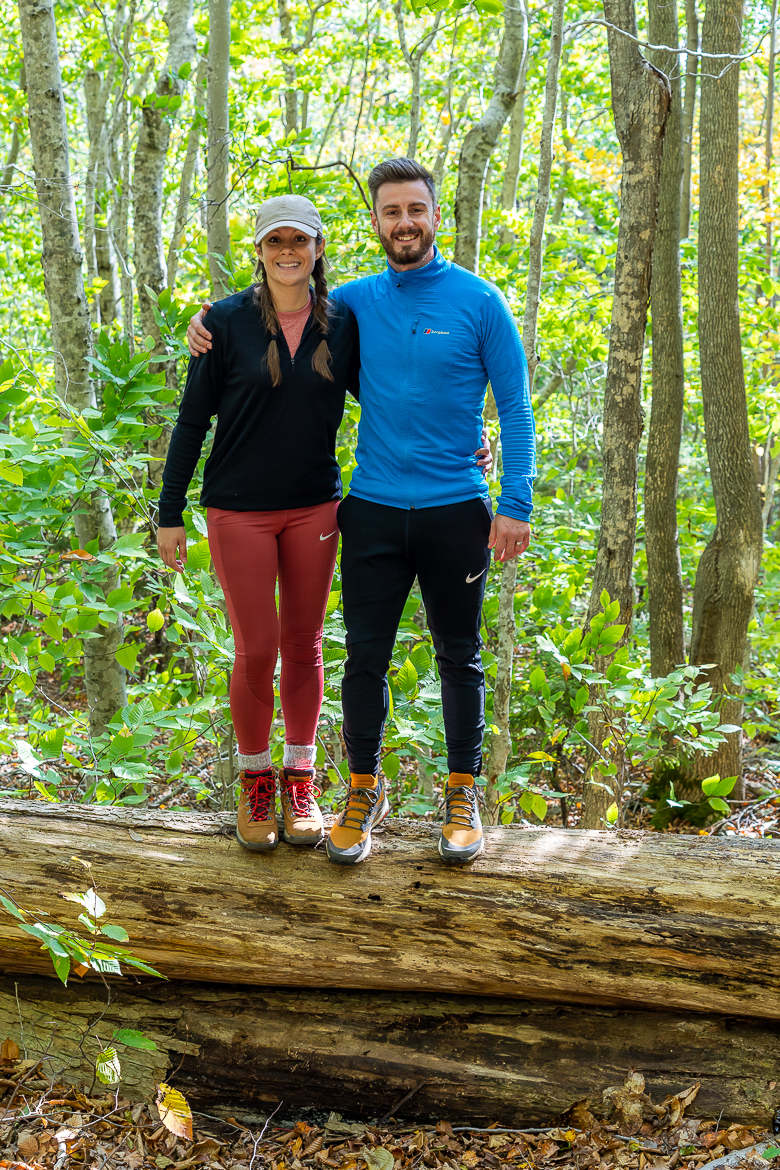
(453, 0, 527, 274)
(207, 0, 231, 298)
(393, 1, 443, 161)
(688, 0, 763, 792)
(644, 0, 685, 677)
(483, 0, 565, 824)
(278, 0, 299, 136)
(579, 0, 670, 829)
(764, 0, 778, 277)
(167, 57, 206, 287)
(132, 0, 196, 342)
(680, 0, 699, 239)
(499, 0, 529, 245)
(17, 0, 127, 736)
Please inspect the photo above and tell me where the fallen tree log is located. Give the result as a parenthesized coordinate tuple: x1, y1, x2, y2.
(1, 974, 778, 1125)
(0, 799, 779, 1017)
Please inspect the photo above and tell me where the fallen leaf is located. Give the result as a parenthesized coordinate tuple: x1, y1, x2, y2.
(60, 549, 97, 562)
(15, 1133, 37, 1160)
(1, 1040, 20, 1062)
(603, 1071, 652, 1136)
(363, 1149, 394, 1170)
(156, 1082, 193, 1142)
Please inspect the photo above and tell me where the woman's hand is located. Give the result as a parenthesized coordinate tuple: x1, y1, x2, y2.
(476, 425, 493, 478)
(157, 526, 188, 573)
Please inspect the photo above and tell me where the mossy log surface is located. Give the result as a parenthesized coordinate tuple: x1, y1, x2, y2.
(0, 976, 778, 1124)
(0, 799, 778, 1017)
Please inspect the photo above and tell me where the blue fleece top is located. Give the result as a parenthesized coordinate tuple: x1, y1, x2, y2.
(331, 246, 536, 521)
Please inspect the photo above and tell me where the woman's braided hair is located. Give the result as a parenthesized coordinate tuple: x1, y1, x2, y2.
(253, 231, 333, 387)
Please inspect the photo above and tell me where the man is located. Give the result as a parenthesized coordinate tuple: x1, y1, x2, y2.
(187, 157, 536, 866)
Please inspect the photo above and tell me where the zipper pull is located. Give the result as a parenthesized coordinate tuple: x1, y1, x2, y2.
(413, 315, 419, 334)
(290, 356, 295, 370)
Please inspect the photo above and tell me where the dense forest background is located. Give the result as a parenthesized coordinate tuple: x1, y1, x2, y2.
(1, 0, 778, 833)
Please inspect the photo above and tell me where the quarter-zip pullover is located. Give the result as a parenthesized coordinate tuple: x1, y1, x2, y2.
(158, 287, 360, 527)
(331, 247, 536, 520)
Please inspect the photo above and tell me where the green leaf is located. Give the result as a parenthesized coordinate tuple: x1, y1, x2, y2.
(599, 589, 611, 609)
(382, 752, 400, 781)
(597, 624, 625, 645)
(530, 794, 548, 821)
(115, 643, 140, 671)
(100, 923, 130, 942)
(701, 773, 737, 797)
(325, 589, 341, 616)
(606, 802, 619, 824)
(708, 796, 731, 814)
(113, 1028, 157, 1051)
(761, 1148, 780, 1160)
(526, 750, 555, 761)
(96, 1046, 122, 1085)
(147, 608, 165, 632)
(762, 275, 774, 297)
(50, 950, 70, 985)
(0, 893, 26, 921)
(529, 666, 546, 692)
(186, 539, 211, 572)
(0, 460, 23, 486)
(395, 657, 418, 695)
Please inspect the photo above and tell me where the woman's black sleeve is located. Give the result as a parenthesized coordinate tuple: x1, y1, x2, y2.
(346, 308, 361, 402)
(157, 332, 223, 528)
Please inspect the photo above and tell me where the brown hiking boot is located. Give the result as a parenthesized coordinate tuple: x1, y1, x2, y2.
(326, 774, 390, 865)
(279, 768, 324, 845)
(438, 773, 484, 863)
(236, 769, 279, 851)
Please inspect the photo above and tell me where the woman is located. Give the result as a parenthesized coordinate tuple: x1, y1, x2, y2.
(157, 194, 359, 853)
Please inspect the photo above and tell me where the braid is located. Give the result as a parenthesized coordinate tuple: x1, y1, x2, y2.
(311, 252, 334, 383)
(253, 262, 282, 387)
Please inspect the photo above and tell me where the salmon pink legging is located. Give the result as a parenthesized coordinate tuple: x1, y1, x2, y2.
(207, 501, 339, 755)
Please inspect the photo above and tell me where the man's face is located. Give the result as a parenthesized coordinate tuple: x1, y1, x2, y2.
(371, 180, 442, 268)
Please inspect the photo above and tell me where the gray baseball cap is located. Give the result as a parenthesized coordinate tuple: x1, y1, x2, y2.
(254, 194, 323, 244)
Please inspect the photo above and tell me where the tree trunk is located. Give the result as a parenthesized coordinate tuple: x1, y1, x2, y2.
(764, 0, 778, 277)
(644, 0, 685, 678)
(393, 1, 443, 161)
(680, 0, 699, 239)
(689, 0, 763, 791)
(207, 0, 231, 298)
(132, 0, 196, 343)
(580, 0, 670, 829)
(278, 0, 298, 136)
(167, 57, 207, 288)
(499, 0, 529, 245)
(17, 0, 128, 736)
(3, 974, 779, 1124)
(453, 0, 526, 274)
(1, 799, 779, 1019)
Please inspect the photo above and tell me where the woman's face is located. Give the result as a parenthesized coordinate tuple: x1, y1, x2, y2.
(256, 226, 324, 295)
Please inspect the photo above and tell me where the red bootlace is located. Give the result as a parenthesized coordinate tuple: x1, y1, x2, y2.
(242, 773, 276, 822)
(283, 775, 322, 816)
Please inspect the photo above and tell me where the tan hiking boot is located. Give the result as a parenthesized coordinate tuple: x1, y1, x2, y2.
(438, 773, 484, 863)
(326, 773, 390, 865)
(279, 768, 324, 845)
(236, 769, 279, 851)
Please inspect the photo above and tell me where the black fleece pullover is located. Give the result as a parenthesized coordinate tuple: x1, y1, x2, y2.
(158, 287, 360, 528)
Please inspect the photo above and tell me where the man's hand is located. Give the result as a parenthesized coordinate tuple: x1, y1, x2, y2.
(157, 526, 188, 573)
(475, 425, 493, 478)
(488, 514, 531, 562)
(187, 303, 213, 357)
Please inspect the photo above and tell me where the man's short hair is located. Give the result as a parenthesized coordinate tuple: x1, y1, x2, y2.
(367, 158, 437, 210)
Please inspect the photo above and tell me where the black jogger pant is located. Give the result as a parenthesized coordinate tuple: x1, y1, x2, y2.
(337, 493, 493, 777)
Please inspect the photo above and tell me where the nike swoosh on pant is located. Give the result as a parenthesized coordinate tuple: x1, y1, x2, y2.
(320, 531, 337, 540)
(466, 569, 486, 583)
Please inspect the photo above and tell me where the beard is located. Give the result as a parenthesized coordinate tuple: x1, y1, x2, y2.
(378, 223, 436, 267)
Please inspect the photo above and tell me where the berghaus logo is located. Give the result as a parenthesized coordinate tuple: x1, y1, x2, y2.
(423, 328, 450, 334)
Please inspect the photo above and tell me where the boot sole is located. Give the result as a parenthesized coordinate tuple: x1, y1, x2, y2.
(282, 829, 324, 846)
(326, 798, 390, 865)
(438, 833, 485, 864)
(236, 829, 280, 852)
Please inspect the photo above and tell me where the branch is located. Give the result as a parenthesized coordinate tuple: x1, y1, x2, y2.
(288, 156, 371, 208)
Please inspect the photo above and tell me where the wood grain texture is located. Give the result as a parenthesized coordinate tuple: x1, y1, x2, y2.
(2, 975, 779, 1123)
(0, 799, 778, 1016)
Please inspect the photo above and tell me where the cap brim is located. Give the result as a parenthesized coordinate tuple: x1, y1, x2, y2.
(255, 219, 321, 243)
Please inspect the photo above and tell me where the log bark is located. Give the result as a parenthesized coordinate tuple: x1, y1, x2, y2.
(0, 800, 779, 1019)
(680, 0, 698, 239)
(17, 0, 127, 736)
(689, 0, 763, 789)
(2, 974, 779, 1124)
(645, 0, 685, 677)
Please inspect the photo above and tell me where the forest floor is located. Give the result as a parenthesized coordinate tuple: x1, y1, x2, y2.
(0, 1055, 777, 1170)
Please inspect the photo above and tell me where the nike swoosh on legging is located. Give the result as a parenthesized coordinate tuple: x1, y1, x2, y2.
(466, 569, 486, 583)
(320, 531, 337, 540)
